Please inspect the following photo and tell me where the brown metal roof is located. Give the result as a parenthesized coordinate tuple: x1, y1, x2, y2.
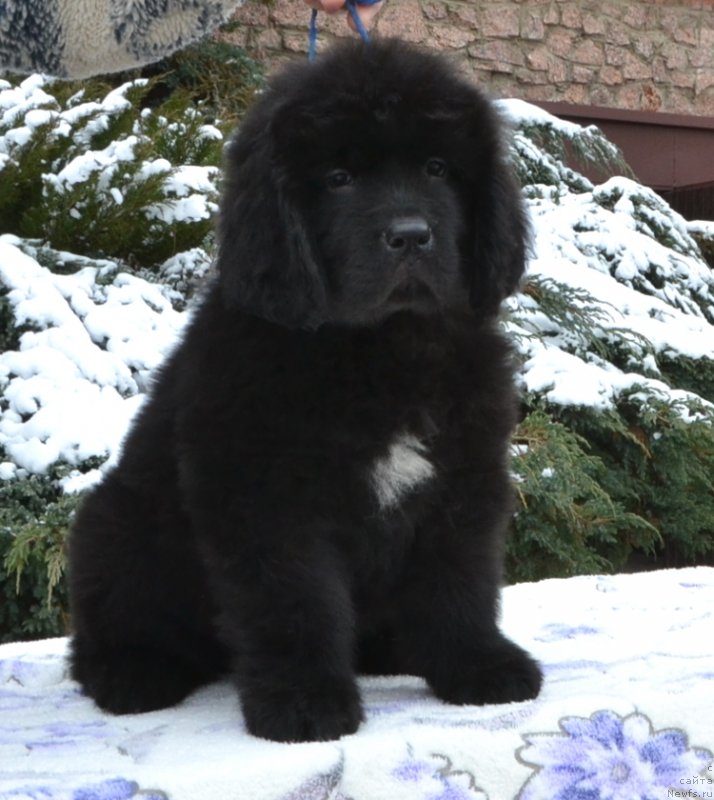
(536, 101, 714, 193)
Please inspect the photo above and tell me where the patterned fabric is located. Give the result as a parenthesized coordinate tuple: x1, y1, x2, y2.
(0, 0, 245, 78)
(1, 567, 712, 799)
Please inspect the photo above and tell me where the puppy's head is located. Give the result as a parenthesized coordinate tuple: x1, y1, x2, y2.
(217, 39, 528, 329)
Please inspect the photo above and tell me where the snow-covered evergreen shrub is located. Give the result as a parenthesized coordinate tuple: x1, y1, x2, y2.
(0, 71, 713, 640)
(0, 60, 237, 639)
(0, 74, 224, 268)
(688, 219, 714, 269)
(502, 99, 714, 579)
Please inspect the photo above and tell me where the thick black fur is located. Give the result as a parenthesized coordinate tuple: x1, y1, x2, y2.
(68, 39, 542, 743)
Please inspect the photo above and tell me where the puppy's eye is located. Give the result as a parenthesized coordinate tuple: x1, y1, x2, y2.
(325, 169, 353, 190)
(425, 158, 448, 178)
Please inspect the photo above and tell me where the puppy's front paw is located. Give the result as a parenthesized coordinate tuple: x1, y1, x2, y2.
(240, 678, 363, 743)
(71, 641, 205, 715)
(429, 639, 542, 706)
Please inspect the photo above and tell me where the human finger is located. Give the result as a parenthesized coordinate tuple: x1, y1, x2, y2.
(303, 0, 347, 13)
(304, 0, 385, 28)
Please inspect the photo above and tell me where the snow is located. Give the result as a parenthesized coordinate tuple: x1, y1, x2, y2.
(165, 164, 220, 197)
(62, 80, 145, 145)
(518, 347, 635, 410)
(0, 236, 185, 476)
(688, 219, 714, 237)
(519, 198, 714, 357)
(508, 172, 714, 415)
(145, 164, 221, 223)
(1, 78, 713, 486)
(46, 136, 140, 192)
(499, 98, 589, 139)
(147, 192, 217, 224)
(0, 75, 55, 129)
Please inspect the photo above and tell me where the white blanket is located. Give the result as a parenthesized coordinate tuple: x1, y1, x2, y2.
(1, 568, 713, 800)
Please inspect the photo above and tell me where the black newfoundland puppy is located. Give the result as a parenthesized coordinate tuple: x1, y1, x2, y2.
(68, 39, 542, 743)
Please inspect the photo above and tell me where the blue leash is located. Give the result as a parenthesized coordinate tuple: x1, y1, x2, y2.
(308, 0, 380, 62)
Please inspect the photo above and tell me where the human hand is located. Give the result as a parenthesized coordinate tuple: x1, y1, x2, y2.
(303, 0, 385, 33)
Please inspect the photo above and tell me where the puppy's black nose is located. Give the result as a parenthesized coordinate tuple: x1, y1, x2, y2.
(384, 216, 433, 252)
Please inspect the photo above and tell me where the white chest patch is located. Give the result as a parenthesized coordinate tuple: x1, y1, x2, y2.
(370, 432, 436, 511)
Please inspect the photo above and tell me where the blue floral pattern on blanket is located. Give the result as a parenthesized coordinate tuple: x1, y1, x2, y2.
(391, 749, 488, 800)
(516, 710, 714, 800)
(279, 746, 489, 800)
(1, 569, 713, 800)
(276, 715, 713, 800)
(0, 778, 167, 800)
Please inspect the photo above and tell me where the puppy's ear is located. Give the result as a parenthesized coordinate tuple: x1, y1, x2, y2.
(216, 115, 327, 329)
(470, 153, 529, 318)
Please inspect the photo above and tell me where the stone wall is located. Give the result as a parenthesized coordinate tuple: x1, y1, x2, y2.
(224, 0, 714, 116)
